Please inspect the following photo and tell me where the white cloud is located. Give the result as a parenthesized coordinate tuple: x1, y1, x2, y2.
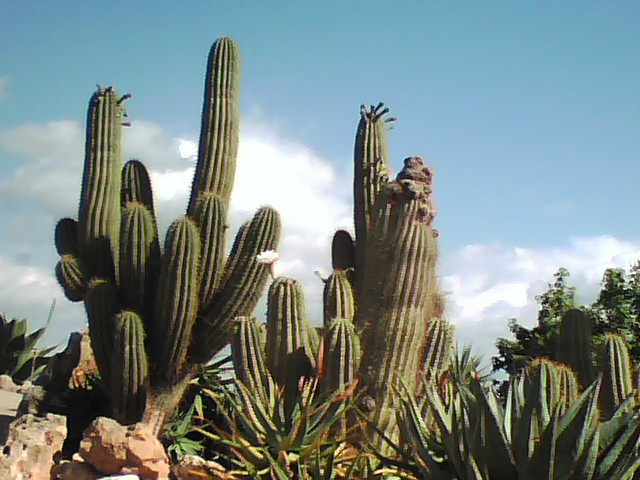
(0, 254, 86, 349)
(442, 236, 640, 363)
(0, 77, 9, 99)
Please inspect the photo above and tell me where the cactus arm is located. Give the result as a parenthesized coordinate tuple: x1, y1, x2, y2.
(121, 159, 157, 213)
(193, 192, 227, 307)
(54, 218, 80, 256)
(78, 86, 127, 280)
(353, 103, 394, 297)
(322, 270, 355, 329)
(151, 217, 201, 385)
(55, 255, 87, 302)
(112, 310, 149, 425)
(118, 202, 161, 324)
(187, 37, 241, 214)
(331, 229, 356, 274)
(84, 278, 121, 385)
(189, 205, 281, 363)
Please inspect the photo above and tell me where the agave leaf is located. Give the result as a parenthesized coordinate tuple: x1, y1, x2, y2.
(11, 319, 27, 342)
(596, 405, 640, 479)
(395, 384, 454, 479)
(552, 378, 601, 478)
(468, 378, 517, 477)
(571, 426, 599, 480)
(523, 407, 559, 479)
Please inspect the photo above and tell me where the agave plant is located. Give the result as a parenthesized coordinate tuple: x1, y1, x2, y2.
(195, 375, 365, 479)
(0, 306, 55, 383)
(395, 372, 640, 480)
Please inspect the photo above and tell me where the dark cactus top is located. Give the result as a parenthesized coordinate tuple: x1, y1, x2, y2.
(387, 156, 437, 229)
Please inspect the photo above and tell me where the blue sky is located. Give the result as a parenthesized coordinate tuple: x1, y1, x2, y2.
(1, 3, 639, 361)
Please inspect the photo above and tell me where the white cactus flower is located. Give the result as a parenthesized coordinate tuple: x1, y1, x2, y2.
(256, 250, 279, 264)
(256, 250, 280, 278)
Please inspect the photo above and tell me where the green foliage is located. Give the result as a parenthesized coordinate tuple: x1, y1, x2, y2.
(162, 355, 235, 464)
(0, 306, 55, 383)
(493, 268, 577, 377)
(493, 263, 640, 379)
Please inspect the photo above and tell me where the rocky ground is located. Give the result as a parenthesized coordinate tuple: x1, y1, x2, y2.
(0, 332, 225, 480)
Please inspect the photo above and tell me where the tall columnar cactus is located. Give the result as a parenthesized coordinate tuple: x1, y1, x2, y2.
(353, 103, 394, 298)
(322, 270, 356, 328)
(598, 333, 635, 419)
(187, 36, 240, 214)
(151, 217, 201, 385)
(265, 278, 316, 386)
(231, 316, 273, 397)
(556, 308, 595, 388)
(77, 86, 127, 280)
(53, 37, 282, 427)
(356, 156, 439, 449)
(322, 317, 361, 393)
(265, 277, 318, 418)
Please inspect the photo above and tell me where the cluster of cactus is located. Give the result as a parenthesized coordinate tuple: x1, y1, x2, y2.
(53, 37, 282, 427)
(222, 97, 455, 466)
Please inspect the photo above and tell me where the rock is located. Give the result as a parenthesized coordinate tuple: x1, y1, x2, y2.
(16, 384, 46, 417)
(52, 457, 101, 480)
(0, 413, 66, 480)
(100, 475, 141, 479)
(78, 417, 170, 480)
(0, 376, 20, 393)
(0, 374, 19, 393)
(18, 380, 33, 393)
(39, 331, 98, 392)
(173, 455, 228, 480)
